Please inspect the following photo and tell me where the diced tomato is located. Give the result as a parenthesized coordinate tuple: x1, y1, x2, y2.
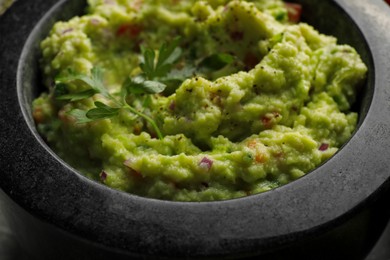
(261, 115, 272, 129)
(32, 107, 45, 124)
(261, 112, 280, 129)
(255, 153, 265, 163)
(116, 24, 142, 38)
(58, 109, 72, 124)
(386, 0, 390, 5)
(285, 2, 302, 23)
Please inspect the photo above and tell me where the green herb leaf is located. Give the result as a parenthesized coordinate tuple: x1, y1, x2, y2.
(140, 47, 156, 79)
(123, 75, 166, 95)
(140, 37, 183, 80)
(119, 80, 129, 104)
(165, 65, 196, 82)
(56, 89, 97, 102)
(123, 75, 147, 95)
(54, 68, 77, 82)
(86, 102, 120, 120)
(53, 83, 69, 97)
(55, 67, 110, 99)
(159, 65, 197, 93)
(90, 67, 110, 98)
(142, 95, 152, 108)
(67, 109, 94, 124)
(142, 80, 167, 94)
(198, 53, 235, 72)
(55, 70, 95, 90)
(94, 101, 112, 109)
(153, 64, 171, 78)
(156, 37, 182, 70)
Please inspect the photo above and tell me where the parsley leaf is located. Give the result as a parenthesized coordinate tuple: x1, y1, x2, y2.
(156, 37, 182, 72)
(123, 75, 166, 95)
(66, 109, 94, 124)
(55, 67, 111, 100)
(86, 101, 120, 120)
(198, 53, 235, 72)
(140, 37, 182, 80)
(165, 65, 197, 82)
(139, 48, 156, 78)
(90, 67, 110, 98)
(56, 89, 97, 102)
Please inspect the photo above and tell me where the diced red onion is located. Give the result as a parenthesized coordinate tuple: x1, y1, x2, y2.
(199, 157, 213, 171)
(100, 170, 107, 182)
(319, 143, 329, 151)
(62, 28, 73, 35)
(169, 101, 176, 110)
(90, 18, 100, 26)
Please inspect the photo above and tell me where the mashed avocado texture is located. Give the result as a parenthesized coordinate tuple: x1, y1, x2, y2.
(33, 0, 367, 201)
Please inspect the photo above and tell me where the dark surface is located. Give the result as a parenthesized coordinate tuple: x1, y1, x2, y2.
(367, 223, 390, 260)
(1, 0, 390, 259)
(2, 200, 390, 259)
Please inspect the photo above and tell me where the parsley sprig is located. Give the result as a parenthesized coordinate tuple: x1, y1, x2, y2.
(54, 38, 235, 140)
(55, 66, 165, 139)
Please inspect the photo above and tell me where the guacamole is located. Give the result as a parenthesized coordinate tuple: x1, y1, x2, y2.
(33, 0, 367, 201)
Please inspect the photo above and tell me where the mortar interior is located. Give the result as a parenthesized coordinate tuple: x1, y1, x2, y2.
(18, 0, 374, 197)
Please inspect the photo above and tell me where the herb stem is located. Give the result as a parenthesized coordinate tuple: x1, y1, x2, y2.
(124, 104, 164, 140)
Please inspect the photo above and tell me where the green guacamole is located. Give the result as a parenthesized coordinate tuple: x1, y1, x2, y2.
(33, 0, 367, 201)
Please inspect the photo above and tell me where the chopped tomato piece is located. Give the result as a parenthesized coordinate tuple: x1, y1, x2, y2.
(32, 108, 45, 124)
(261, 112, 280, 129)
(116, 24, 142, 38)
(255, 153, 265, 163)
(261, 115, 272, 128)
(285, 2, 302, 23)
(386, 0, 390, 5)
